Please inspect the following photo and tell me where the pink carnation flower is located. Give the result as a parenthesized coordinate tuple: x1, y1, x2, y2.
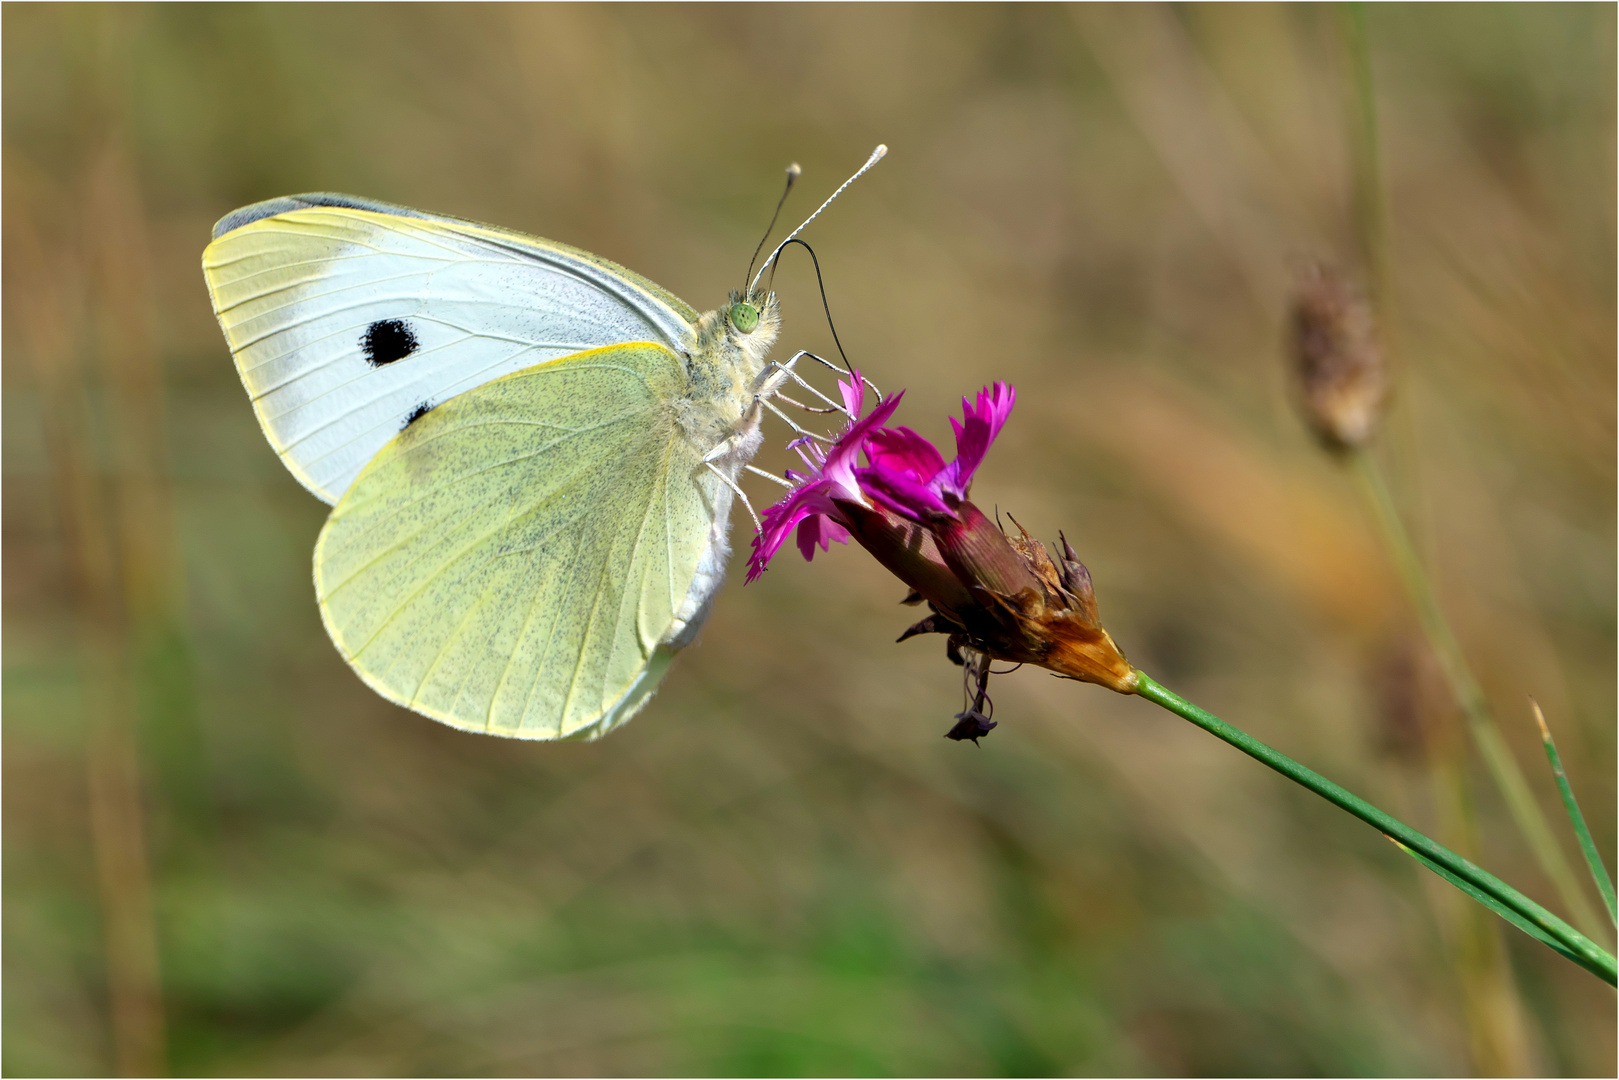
(746, 376, 1016, 582)
(746, 372, 1136, 738)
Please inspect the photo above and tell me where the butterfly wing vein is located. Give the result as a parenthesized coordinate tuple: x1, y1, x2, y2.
(203, 203, 697, 503)
(314, 345, 714, 740)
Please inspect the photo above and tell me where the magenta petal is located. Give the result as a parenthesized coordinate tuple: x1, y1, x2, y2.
(750, 374, 1016, 584)
(940, 382, 1016, 498)
(838, 371, 865, 418)
(787, 439, 824, 472)
(748, 478, 834, 582)
(841, 387, 904, 448)
(748, 379, 905, 585)
(795, 514, 851, 561)
(865, 426, 946, 485)
(819, 390, 905, 496)
(856, 465, 954, 523)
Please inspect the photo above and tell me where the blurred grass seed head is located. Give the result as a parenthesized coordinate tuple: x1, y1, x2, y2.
(1289, 261, 1389, 452)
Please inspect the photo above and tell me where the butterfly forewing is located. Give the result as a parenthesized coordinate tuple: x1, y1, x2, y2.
(203, 196, 699, 503)
(314, 344, 719, 739)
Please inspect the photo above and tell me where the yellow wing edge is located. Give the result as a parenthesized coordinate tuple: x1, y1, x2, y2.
(318, 619, 677, 743)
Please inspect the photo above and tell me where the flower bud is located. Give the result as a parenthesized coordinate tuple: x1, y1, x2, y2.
(1290, 262, 1388, 452)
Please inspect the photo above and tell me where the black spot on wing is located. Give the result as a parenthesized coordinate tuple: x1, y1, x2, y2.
(362, 319, 419, 366)
(403, 401, 434, 428)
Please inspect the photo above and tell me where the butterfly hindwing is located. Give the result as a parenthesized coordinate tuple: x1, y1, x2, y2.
(202, 194, 700, 503)
(314, 343, 725, 740)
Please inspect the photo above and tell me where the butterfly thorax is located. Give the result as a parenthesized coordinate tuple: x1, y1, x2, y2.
(674, 290, 781, 455)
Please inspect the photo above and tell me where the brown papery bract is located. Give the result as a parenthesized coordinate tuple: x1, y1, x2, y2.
(895, 501, 1137, 694)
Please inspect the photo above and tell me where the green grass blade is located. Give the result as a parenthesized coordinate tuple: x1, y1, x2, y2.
(1351, 453, 1611, 944)
(1390, 838, 1584, 965)
(1132, 672, 1618, 986)
(1531, 700, 1617, 927)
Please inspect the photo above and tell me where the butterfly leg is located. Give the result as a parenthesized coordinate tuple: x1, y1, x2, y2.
(704, 460, 762, 531)
(773, 349, 885, 404)
(744, 362, 834, 444)
(756, 351, 852, 417)
(761, 399, 833, 443)
(773, 393, 840, 415)
(744, 464, 793, 488)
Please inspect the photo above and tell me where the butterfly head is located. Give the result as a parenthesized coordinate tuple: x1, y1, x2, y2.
(728, 299, 761, 335)
(726, 288, 780, 361)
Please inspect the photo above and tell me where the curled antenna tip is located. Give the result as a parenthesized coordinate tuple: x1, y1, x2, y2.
(787, 163, 802, 178)
(872, 144, 888, 159)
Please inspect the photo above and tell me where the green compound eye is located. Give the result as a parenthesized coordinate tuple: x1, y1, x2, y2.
(729, 302, 760, 334)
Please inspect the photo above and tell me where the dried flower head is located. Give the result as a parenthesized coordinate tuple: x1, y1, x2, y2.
(749, 373, 1136, 738)
(1290, 262, 1388, 452)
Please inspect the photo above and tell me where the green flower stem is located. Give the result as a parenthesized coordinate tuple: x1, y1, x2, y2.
(1132, 671, 1617, 986)
(1351, 452, 1610, 945)
(1531, 699, 1618, 927)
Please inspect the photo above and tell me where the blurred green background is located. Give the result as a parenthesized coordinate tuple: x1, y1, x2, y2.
(5, 3, 1614, 1075)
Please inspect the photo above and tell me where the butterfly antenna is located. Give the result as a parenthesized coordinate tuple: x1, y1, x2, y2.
(750, 144, 886, 293)
(768, 238, 856, 380)
(743, 163, 801, 296)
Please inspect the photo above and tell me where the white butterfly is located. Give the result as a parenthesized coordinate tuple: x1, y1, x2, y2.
(202, 148, 885, 740)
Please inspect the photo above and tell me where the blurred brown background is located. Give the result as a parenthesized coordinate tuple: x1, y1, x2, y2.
(4, 3, 1614, 1075)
